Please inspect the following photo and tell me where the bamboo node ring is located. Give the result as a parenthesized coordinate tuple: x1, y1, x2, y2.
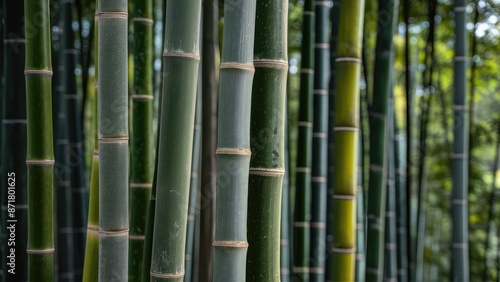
(212, 241, 249, 248)
(24, 70, 53, 76)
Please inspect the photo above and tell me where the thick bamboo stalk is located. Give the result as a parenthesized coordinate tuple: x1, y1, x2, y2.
(309, 1, 329, 280)
(96, 0, 129, 279)
(246, 0, 288, 281)
(365, 0, 397, 279)
(281, 103, 291, 282)
(185, 71, 202, 282)
(213, 1, 256, 281)
(326, 2, 340, 281)
(82, 11, 99, 281)
(2, 0, 28, 280)
(25, 0, 55, 279)
(199, 1, 219, 280)
(330, 0, 364, 280)
(355, 134, 365, 282)
(451, 0, 469, 279)
(293, 1, 314, 279)
(129, 0, 154, 279)
(384, 93, 397, 281)
(150, 1, 202, 280)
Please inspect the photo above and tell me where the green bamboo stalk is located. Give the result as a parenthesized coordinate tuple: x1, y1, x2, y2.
(483, 133, 500, 281)
(365, 0, 397, 279)
(213, 1, 256, 281)
(129, 0, 154, 279)
(384, 92, 397, 281)
(82, 10, 99, 281)
(395, 122, 408, 281)
(25, 0, 55, 279)
(62, 1, 87, 277)
(53, 1, 75, 278)
(355, 133, 365, 282)
(309, 1, 329, 280)
(185, 69, 202, 282)
(150, 1, 202, 280)
(2, 0, 28, 280)
(246, 0, 287, 281)
(326, 2, 340, 280)
(293, 1, 314, 279)
(281, 103, 291, 282)
(96, 0, 129, 279)
(330, 0, 364, 280)
(199, 1, 219, 280)
(451, 0, 469, 279)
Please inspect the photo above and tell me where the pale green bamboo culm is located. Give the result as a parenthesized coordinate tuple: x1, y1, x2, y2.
(129, 0, 154, 279)
(331, 0, 365, 280)
(451, 0, 469, 280)
(82, 7, 99, 280)
(25, 0, 55, 280)
(96, 0, 129, 280)
(150, 0, 202, 281)
(213, 1, 256, 281)
(246, 0, 288, 281)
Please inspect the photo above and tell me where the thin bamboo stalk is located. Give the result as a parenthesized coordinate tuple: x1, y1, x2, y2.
(331, 0, 364, 280)
(213, 1, 256, 281)
(53, 1, 75, 278)
(129, 0, 154, 279)
(82, 11, 99, 281)
(246, 0, 288, 281)
(355, 134, 365, 282)
(395, 123, 408, 281)
(451, 0, 469, 279)
(2, 0, 28, 280)
(293, 1, 314, 279)
(199, 1, 219, 280)
(281, 103, 291, 282)
(365, 0, 397, 279)
(326, 2, 340, 281)
(384, 91, 397, 281)
(25, 0, 55, 279)
(185, 70, 202, 282)
(309, 1, 329, 280)
(483, 135, 500, 281)
(96, 0, 129, 279)
(150, 1, 202, 280)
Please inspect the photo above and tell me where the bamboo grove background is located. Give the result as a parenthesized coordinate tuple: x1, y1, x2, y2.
(1, 0, 500, 281)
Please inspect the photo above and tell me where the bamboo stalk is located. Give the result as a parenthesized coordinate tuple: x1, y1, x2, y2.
(150, 1, 202, 280)
(395, 119, 408, 281)
(309, 1, 329, 280)
(355, 134, 365, 282)
(293, 1, 314, 279)
(53, 1, 75, 278)
(213, 1, 256, 281)
(129, 0, 154, 279)
(185, 69, 202, 282)
(2, 0, 28, 280)
(25, 0, 55, 279)
(483, 133, 500, 281)
(199, 1, 219, 280)
(326, 2, 340, 281)
(246, 0, 288, 281)
(96, 0, 129, 279)
(451, 0, 469, 279)
(330, 0, 364, 280)
(82, 10, 99, 281)
(281, 103, 291, 282)
(365, 0, 397, 279)
(384, 91, 397, 281)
